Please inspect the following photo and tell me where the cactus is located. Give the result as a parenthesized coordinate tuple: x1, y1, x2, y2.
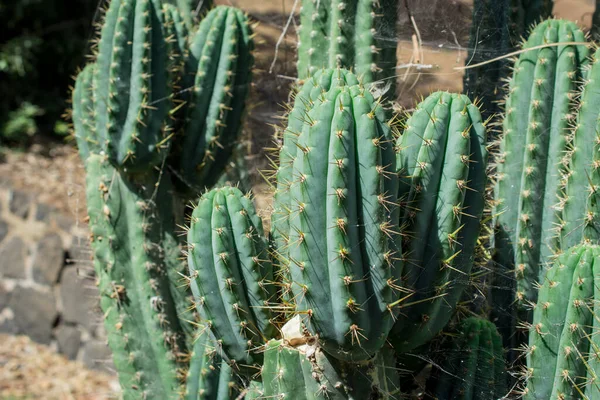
(171, 5, 254, 193)
(187, 186, 276, 373)
(524, 243, 600, 399)
(271, 68, 360, 302)
(260, 339, 401, 399)
(391, 91, 488, 353)
(279, 68, 401, 361)
(510, 0, 554, 42)
(493, 19, 588, 306)
(426, 317, 508, 400)
(560, 47, 600, 251)
(297, 0, 398, 95)
(84, 154, 188, 399)
(91, 0, 175, 170)
(185, 327, 243, 400)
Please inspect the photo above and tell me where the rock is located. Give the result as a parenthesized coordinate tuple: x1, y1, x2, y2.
(0, 220, 8, 244)
(9, 190, 31, 219)
(0, 237, 27, 279)
(0, 317, 19, 334)
(55, 324, 82, 360)
(82, 340, 113, 372)
(67, 236, 93, 266)
(0, 281, 10, 310)
(8, 286, 58, 344)
(32, 233, 65, 285)
(60, 266, 99, 331)
(35, 203, 52, 222)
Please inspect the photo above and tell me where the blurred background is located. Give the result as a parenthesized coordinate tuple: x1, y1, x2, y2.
(0, 0, 596, 398)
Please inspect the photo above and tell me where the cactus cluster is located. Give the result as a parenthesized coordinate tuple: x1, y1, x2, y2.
(71, 1, 600, 399)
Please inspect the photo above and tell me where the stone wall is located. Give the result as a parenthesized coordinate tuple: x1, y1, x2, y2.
(0, 184, 112, 372)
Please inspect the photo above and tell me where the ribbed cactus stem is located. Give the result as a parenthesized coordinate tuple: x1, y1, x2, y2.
(493, 19, 588, 305)
(392, 91, 487, 353)
(85, 154, 187, 399)
(286, 69, 401, 361)
(187, 186, 276, 373)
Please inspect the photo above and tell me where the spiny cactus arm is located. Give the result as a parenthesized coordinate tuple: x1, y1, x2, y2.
(354, 0, 398, 93)
(176, 6, 253, 191)
(288, 81, 399, 361)
(85, 155, 186, 399)
(297, 0, 330, 79)
(392, 92, 487, 353)
(185, 327, 241, 400)
(525, 245, 591, 399)
(187, 187, 275, 373)
(495, 20, 588, 305)
(271, 69, 360, 296)
(562, 49, 600, 247)
(73, 63, 97, 160)
(164, 3, 189, 59)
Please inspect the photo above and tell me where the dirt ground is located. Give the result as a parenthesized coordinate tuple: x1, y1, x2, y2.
(0, 0, 595, 398)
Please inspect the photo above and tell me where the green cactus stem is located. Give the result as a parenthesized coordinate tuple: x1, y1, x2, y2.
(284, 69, 401, 361)
(172, 6, 254, 193)
(297, 0, 398, 95)
(391, 91, 487, 353)
(427, 317, 507, 400)
(525, 243, 600, 399)
(185, 326, 242, 400)
(92, 0, 174, 170)
(84, 154, 188, 399)
(493, 19, 588, 306)
(187, 186, 276, 374)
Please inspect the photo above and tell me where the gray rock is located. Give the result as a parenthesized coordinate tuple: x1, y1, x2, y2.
(0, 220, 8, 244)
(67, 237, 93, 266)
(82, 340, 113, 372)
(9, 190, 31, 219)
(0, 281, 10, 310)
(0, 237, 27, 279)
(0, 317, 19, 334)
(32, 233, 65, 285)
(60, 266, 99, 331)
(35, 203, 52, 222)
(8, 286, 58, 344)
(55, 324, 82, 360)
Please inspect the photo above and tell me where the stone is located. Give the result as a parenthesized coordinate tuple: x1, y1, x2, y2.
(8, 286, 58, 344)
(9, 190, 31, 219)
(0, 282, 10, 310)
(0, 220, 8, 244)
(67, 236, 93, 266)
(0, 317, 19, 334)
(32, 233, 65, 285)
(35, 203, 52, 222)
(82, 340, 113, 372)
(60, 266, 99, 331)
(55, 324, 82, 360)
(0, 237, 27, 279)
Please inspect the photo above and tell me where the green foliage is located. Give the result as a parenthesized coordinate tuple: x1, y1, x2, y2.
(0, 0, 98, 141)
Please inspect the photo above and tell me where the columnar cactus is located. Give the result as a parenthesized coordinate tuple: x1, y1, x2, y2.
(282, 68, 401, 361)
(297, 0, 398, 94)
(171, 6, 254, 192)
(187, 186, 276, 373)
(525, 243, 600, 399)
(185, 327, 242, 400)
(260, 339, 401, 399)
(392, 91, 488, 353)
(427, 317, 508, 400)
(493, 19, 588, 306)
(560, 46, 600, 249)
(510, 0, 554, 41)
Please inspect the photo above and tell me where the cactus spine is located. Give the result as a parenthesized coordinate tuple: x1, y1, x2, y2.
(493, 19, 588, 306)
(297, 0, 397, 95)
(392, 91, 488, 353)
(525, 243, 600, 399)
(427, 317, 508, 400)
